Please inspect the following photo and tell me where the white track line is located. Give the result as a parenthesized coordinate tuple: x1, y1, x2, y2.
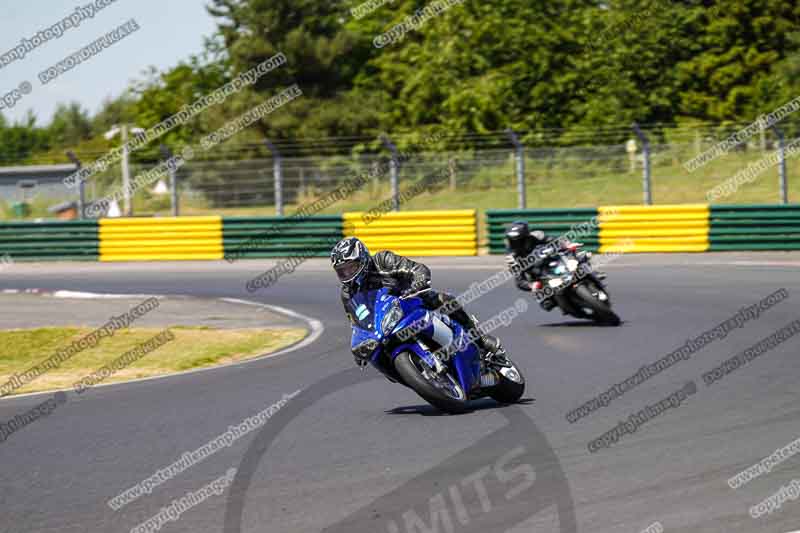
(0, 293, 324, 403)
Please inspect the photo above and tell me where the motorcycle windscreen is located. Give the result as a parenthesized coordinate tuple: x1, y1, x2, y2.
(346, 288, 383, 330)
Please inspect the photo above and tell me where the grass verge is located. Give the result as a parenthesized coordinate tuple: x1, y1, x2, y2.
(0, 326, 307, 396)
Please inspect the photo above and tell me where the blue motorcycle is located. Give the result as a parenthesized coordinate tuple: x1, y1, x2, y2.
(348, 287, 525, 413)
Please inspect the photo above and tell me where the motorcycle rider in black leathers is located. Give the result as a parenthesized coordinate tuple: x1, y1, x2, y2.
(504, 220, 572, 311)
(331, 237, 504, 368)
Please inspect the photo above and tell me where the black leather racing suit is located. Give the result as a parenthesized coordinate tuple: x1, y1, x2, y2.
(506, 234, 568, 309)
(341, 250, 498, 354)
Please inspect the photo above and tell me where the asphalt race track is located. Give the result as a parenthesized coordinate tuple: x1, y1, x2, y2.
(1, 254, 799, 533)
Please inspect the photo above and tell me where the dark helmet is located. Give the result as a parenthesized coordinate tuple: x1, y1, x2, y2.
(505, 221, 548, 256)
(331, 237, 371, 284)
(505, 220, 534, 255)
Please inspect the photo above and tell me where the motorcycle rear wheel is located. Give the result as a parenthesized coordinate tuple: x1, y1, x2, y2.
(488, 361, 526, 404)
(394, 352, 470, 414)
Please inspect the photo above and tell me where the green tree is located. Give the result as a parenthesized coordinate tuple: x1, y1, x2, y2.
(675, 0, 800, 122)
(48, 102, 92, 148)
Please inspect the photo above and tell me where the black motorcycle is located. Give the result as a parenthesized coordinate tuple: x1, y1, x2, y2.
(533, 244, 621, 326)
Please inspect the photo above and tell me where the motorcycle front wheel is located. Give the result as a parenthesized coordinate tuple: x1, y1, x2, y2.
(394, 352, 470, 414)
(573, 282, 621, 326)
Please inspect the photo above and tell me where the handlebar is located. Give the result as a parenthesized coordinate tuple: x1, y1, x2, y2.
(400, 287, 432, 300)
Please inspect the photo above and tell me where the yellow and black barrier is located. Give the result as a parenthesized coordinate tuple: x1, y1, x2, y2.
(99, 216, 224, 261)
(343, 209, 477, 256)
(598, 204, 710, 253)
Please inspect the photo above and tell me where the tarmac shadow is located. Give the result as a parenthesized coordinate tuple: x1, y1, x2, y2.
(385, 397, 535, 416)
(537, 319, 625, 328)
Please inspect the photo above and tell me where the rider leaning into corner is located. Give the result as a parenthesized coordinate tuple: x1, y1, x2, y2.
(330, 237, 507, 368)
(503, 220, 575, 311)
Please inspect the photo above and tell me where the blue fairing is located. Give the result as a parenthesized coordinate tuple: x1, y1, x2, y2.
(349, 287, 482, 394)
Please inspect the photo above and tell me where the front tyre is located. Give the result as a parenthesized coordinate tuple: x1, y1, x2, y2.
(394, 352, 469, 414)
(488, 362, 525, 404)
(573, 282, 621, 326)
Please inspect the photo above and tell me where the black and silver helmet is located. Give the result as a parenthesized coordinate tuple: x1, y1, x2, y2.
(505, 220, 534, 256)
(331, 237, 370, 283)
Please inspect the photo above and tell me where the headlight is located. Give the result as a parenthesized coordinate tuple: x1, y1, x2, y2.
(548, 278, 564, 288)
(566, 259, 579, 272)
(354, 338, 379, 359)
(381, 303, 404, 333)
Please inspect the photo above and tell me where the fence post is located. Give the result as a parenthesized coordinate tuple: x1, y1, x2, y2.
(381, 135, 400, 211)
(264, 139, 283, 216)
(159, 145, 179, 216)
(632, 122, 652, 205)
(505, 129, 526, 209)
(66, 151, 85, 219)
(769, 125, 788, 204)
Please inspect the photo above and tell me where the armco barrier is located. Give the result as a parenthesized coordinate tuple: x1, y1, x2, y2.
(0, 220, 98, 261)
(99, 216, 223, 261)
(597, 204, 710, 253)
(486, 208, 600, 254)
(4, 205, 799, 262)
(343, 210, 477, 256)
(223, 215, 343, 258)
(709, 204, 800, 251)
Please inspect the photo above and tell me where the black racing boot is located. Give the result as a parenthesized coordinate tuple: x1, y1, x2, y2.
(452, 311, 506, 363)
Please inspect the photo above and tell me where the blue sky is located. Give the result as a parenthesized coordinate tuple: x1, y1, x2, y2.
(0, 0, 218, 125)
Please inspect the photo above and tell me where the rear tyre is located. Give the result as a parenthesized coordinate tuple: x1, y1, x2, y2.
(394, 352, 470, 414)
(573, 283, 621, 326)
(488, 362, 525, 404)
